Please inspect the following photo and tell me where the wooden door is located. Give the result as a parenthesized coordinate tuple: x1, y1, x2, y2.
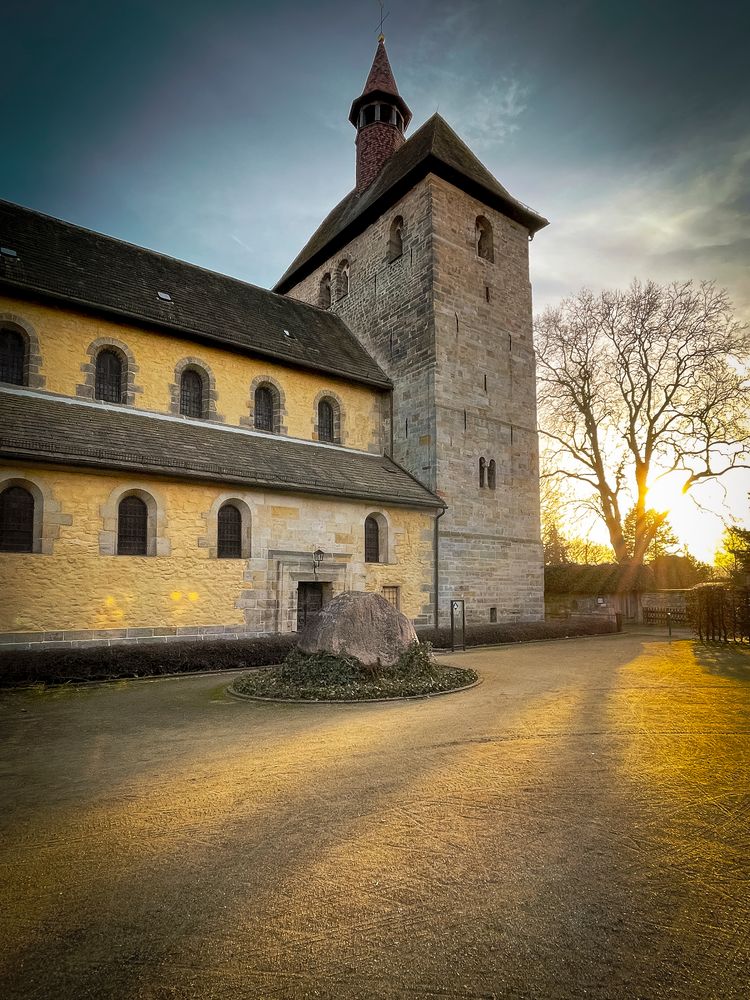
(297, 582, 323, 631)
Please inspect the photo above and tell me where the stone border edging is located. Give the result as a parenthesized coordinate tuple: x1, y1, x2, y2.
(226, 675, 482, 705)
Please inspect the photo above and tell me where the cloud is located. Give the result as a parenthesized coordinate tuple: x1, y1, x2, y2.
(532, 135, 750, 319)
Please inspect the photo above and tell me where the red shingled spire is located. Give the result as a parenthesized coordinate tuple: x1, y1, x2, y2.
(349, 38, 412, 192)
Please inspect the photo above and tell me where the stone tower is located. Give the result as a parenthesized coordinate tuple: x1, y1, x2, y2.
(276, 39, 549, 625)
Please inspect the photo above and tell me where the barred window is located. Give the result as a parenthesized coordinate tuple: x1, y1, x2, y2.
(117, 495, 148, 555)
(382, 585, 400, 609)
(254, 386, 274, 431)
(95, 349, 124, 403)
(217, 503, 242, 558)
(318, 399, 334, 442)
(0, 327, 25, 385)
(365, 515, 380, 563)
(0, 485, 34, 552)
(180, 369, 204, 418)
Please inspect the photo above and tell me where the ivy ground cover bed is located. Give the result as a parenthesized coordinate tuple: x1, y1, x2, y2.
(230, 646, 478, 702)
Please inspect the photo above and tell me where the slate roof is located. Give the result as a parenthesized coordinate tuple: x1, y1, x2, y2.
(0, 200, 390, 389)
(0, 390, 443, 509)
(545, 563, 655, 595)
(276, 114, 549, 293)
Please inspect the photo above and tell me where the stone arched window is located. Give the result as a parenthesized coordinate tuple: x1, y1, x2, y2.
(314, 393, 342, 444)
(245, 377, 286, 435)
(0, 315, 44, 388)
(0, 484, 35, 552)
(180, 367, 205, 418)
(319, 273, 332, 309)
(479, 456, 486, 487)
(337, 260, 350, 299)
(95, 347, 125, 403)
(217, 502, 243, 558)
(117, 495, 149, 555)
(488, 459, 497, 490)
(388, 216, 404, 262)
(0, 326, 26, 385)
(476, 216, 494, 262)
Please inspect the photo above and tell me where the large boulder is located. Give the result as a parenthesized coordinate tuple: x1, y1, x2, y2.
(298, 590, 417, 667)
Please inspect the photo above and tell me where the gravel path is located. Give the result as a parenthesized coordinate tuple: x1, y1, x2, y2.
(1, 630, 748, 999)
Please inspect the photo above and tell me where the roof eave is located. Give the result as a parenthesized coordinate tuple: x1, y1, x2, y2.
(275, 154, 549, 294)
(0, 277, 393, 391)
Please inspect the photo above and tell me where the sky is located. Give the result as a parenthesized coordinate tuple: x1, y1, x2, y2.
(2, 0, 748, 558)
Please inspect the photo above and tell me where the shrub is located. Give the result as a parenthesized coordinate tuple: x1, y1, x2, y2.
(415, 616, 617, 649)
(686, 583, 749, 642)
(0, 634, 298, 688)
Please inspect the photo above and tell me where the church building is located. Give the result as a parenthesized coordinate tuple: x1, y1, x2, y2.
(0, 38, 548, 650)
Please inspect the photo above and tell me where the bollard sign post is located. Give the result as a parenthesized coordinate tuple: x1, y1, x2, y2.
(450, 599, 466, 652)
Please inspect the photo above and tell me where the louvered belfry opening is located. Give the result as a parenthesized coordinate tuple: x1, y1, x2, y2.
(0, 486, 34, 552)
(318, 400, 334, 442)
(254, 386, 274, 431)
(117, 495, 148, 555)
(0, 327, 25, 385)
(217, 503, 242, 558)
(364, 515, 380, 563)
(95, 349, 124, 403)
(180, 369, 204, 418)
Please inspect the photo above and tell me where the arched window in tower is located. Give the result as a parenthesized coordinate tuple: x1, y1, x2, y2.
(479, 456, 486, 488)
(364, 515, 380, 563)
(388, 216, 404, 262)
(254, 385, 275, 432)
(318, 399, 334, 443)
(488, 459, 497, 490)
(0, 326, 26, 385)
(475, 216, 494, 262)
(338, 260, 350, 299)
(0, 485, 34, 552)
(179, 368, 204, 419)
(217, 502, 242, 558)
(117, 495, 148, 555)
(95, 348, 124, 403)
(319, 273, 332, 309)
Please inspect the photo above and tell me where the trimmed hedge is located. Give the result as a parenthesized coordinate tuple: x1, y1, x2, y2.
(0, 634, 298, 688)
(416, 616, 618, 649)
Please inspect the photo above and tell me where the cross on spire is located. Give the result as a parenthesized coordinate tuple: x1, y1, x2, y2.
(376, 2, 389, 41)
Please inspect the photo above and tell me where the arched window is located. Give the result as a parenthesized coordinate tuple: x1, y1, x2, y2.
(254, 385, 275, 432)
(479, 457, 486, 487)
(365, 515, 380, 563)
(319, 273, 332, 309)
(95, 348, 124, 403)
(180, 368, 204, 418)
(0, 327, 26, 385)
(475, 216, 494, 262)
(318, 399, 334, 442)
(117, 495, 148, 555)
(488, 459, 496, 490)
(0, 485, 34, 552)
(388, 216, 403, 262)
(217, 503, 242, 558)
(338, 260, 350, 299)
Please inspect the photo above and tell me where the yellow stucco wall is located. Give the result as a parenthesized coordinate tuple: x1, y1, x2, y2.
(0, 463, 434, 635)
(0, 294, 383, 451)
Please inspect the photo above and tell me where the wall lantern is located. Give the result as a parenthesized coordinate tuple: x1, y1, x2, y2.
(313, 548, 325, 577)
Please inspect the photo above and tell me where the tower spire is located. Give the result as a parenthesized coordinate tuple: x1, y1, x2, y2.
(349, 38, 412, 192)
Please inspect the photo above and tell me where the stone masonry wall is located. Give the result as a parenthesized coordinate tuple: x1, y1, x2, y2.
(286, 182, 437, 491)
(287, 173, 543, 624)
(0, 462, 435, 649)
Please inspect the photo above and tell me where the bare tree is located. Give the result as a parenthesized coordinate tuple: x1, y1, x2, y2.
(536, 280, 749, 565)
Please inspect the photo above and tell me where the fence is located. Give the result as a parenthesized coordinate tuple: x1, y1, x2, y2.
(687, 584, 750, 642)
(642, 606, 688, 626)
